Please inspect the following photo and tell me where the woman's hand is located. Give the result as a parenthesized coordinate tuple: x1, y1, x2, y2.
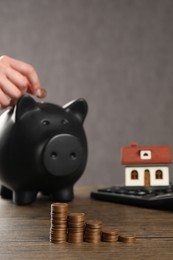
(0, 55, 43, 108)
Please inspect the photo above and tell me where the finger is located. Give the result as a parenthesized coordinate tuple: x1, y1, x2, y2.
(2, 65, 28, 93)
(9, 98, 18, 107)
(0, 88, 11, 107)
(1, 56, 41, 94)
(0, 73, 22, 99)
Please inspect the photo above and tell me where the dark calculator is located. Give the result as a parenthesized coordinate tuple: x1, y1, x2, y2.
(90, 185, 173, 209)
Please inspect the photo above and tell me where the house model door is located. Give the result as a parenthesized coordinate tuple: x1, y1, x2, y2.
(144, 169, 150, 187)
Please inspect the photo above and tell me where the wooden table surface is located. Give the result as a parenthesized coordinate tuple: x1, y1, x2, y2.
(0, 186, 173, 260)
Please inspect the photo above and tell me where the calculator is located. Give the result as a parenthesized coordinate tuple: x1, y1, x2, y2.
(90, 185, 173, 209)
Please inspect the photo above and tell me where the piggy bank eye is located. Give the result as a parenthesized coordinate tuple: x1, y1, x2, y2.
(42, 120, 50, 126)
(61, 119, 69, 126)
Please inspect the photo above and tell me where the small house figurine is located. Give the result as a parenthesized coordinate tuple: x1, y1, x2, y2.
(121, 144, 172, 189)
(91, 143, 173, 208)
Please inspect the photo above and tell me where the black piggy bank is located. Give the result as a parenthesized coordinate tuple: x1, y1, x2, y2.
(0, 95, 88, 205)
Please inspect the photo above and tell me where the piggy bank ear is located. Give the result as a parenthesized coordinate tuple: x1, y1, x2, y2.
(63, 98, 88, 123)
(14, 95, 39, 121)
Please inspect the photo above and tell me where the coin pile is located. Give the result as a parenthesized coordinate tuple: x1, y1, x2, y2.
(101, 228, 119, 242)
(84, 220, 102, 243)
(50, 203, 68, 243)
(118, 233, 136, 243)
(49, 203, 136, 244)
(67, 213, 85, 243)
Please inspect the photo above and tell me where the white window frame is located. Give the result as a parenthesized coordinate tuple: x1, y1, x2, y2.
(140, 150, 152, 160)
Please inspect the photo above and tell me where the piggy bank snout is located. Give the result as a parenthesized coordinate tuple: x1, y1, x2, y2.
(43, 134, 84, 176)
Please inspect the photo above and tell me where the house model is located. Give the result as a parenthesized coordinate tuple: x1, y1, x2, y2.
(121, 144, 172, 189)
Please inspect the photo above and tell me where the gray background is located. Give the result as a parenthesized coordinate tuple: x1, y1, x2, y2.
(0, 0, 173, 186)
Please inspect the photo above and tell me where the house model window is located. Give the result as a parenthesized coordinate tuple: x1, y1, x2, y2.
(155, 170, 163, 179)
(131, 170, 138, 179)
(140, 150, 152, 160)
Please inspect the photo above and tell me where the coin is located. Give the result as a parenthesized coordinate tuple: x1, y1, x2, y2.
(102, 228, 119, 235)
(101, 227, 119, 242)
(68, 213, 85, 222)
(68, 222, 85, 228)
(118, 234, 136, 243)
(85, 220, 103, 229)
(50, 238, 66, 244)
(36, 88, 47, 98)
(51, 203, 68, 212)
(85, 237, 101, 243)
(68, 227, 84, 233)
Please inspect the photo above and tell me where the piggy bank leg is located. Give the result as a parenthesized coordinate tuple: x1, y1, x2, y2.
(13, 191, 37, 205)
(0, 185, 13, 199)
(52, 186, 74, 202)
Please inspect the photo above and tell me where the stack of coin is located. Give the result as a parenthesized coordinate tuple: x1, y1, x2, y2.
(84, 220, 102, 243)
(50, 203, 68, 243)
(118, 233, 136, 243)
(101, 228, 119, 242)
(67, 213, 85, 243)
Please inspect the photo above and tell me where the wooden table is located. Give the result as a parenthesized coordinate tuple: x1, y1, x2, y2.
(0, 186, 173, 260)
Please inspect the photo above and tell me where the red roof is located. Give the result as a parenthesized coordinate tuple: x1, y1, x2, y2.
(121, 143, 172, 165)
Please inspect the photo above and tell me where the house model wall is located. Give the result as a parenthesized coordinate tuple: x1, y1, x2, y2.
(121, 144, 172, 188)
